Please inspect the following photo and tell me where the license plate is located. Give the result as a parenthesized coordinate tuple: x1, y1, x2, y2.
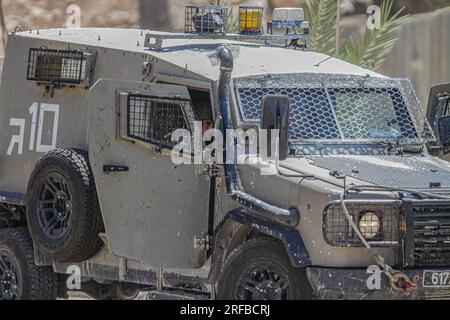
(423, 270, 450, 288)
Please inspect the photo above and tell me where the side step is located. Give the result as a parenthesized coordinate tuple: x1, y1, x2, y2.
(146, 289, 210, 300)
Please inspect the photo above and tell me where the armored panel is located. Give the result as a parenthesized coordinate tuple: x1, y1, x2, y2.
(88, 79, 210, 269)
(0, 37, 95, 197)
(309, 155, 450, 189)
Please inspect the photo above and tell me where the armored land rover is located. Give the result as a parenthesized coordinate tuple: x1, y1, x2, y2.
(1, 5, 450, 300)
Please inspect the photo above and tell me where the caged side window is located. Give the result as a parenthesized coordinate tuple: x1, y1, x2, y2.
(27, 48, 96, 86)
(127, 94, 191, 148)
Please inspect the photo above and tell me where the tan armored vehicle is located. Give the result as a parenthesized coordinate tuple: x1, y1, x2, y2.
(1, 5, 450, 300)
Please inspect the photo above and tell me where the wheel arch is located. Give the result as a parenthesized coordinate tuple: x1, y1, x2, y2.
(208, 209, 311, 284)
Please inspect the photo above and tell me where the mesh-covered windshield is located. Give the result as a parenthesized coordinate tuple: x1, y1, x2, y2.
(235, 75, 435, 143)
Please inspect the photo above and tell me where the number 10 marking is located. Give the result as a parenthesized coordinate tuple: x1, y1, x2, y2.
(7, 103, 60, 156)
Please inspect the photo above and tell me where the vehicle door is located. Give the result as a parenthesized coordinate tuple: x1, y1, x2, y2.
(87, 79, 210, 268)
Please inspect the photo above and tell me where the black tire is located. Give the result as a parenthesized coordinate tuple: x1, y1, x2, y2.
(27, 149, 104, 263)
(0, 227, 57, 300)
(107, 283, 140, 300)
(217, 238, 314, 300)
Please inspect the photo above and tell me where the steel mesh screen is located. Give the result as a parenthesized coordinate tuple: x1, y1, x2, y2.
(324, 202, 401, 247)
(185, 5, 227, 34)
(235, 75, 435, 144)
(27, 48, 85, 84)
(127, 94, 190, 148)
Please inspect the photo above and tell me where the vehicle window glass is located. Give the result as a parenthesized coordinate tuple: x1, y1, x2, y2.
(238, 85, 418, 141)
(127, 94, 190, 148)
(27, 48, 95, 86)
(330, 88, 417, 140)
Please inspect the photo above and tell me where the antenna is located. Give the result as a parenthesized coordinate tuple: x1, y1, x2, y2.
(335, 0, 340, 57)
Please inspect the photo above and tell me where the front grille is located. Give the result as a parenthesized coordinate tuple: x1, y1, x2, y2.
(412, 203, 450, 267)
(425, 290, 450, 300)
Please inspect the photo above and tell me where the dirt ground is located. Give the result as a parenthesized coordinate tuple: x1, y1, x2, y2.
(0, 0, 140, 53)
(2, 0, 139, 30)
(2, 0, 447, 36)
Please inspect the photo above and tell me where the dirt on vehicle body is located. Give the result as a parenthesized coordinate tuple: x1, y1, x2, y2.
(0, 12, 449, 300)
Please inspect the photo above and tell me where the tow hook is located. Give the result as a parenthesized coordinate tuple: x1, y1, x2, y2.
(389, 272, 419, 294)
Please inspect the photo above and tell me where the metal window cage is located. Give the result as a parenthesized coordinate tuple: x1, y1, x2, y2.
(185, 4, 228, 34)
(234, 75, 436, 145)
(239, 6, 264, 35)
(323, 201, 402, 247)
(127, 94, 191, 148)
(27, 48, 95, 86)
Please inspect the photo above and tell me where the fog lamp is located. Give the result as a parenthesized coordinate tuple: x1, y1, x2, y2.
(358, 212, 380, 239)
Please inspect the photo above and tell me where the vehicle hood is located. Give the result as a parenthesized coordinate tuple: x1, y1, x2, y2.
(306, 155, 450, 189)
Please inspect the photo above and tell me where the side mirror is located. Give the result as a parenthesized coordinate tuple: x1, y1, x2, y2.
(261, 95, 290, 161)
(427, 83, 450, 131)
(438, 116, 450, 149)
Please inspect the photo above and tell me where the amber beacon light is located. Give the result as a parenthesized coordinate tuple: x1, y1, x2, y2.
(239, 6, 264, 35)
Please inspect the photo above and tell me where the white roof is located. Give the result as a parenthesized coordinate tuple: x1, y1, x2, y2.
(16, 28, 385, 81)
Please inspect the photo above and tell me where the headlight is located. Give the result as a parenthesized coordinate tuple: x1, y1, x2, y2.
(324, 201, 401, 247)
(358, 211, 380, 239)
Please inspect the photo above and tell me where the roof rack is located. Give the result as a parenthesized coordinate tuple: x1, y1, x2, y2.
(144, 24, 310, 51)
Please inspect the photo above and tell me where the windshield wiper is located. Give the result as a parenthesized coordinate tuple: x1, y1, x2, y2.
(378, 140, 425, 155)
(377, 140, 403, 155)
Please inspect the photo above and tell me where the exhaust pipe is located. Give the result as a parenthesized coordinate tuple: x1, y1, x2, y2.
(216, 46, 299, 228)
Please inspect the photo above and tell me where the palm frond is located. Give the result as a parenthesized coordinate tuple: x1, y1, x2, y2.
(339, 35, 361, 64)
(302, 0, 337, 56)
(340, 0, 409, 69)
(304, 0, 408, 70)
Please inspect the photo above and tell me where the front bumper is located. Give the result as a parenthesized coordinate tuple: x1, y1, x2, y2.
(307, 267, 450, 300)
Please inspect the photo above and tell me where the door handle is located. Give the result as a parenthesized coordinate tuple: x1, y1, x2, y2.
(103, 165, 129, 173)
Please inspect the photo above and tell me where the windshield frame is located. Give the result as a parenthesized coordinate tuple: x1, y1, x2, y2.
(233, 73, 436, 147)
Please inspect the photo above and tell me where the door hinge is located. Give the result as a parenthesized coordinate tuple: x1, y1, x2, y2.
(195, 234, 212, 251)
(203, 164, 221, 178)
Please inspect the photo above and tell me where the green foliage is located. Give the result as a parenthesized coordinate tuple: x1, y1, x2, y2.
(302, 0, 337, 56)
(301, 0, 409, 70)
(436, 0, 450, 6)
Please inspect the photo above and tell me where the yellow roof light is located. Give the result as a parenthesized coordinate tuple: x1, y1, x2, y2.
(239, 6, 264, 35)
